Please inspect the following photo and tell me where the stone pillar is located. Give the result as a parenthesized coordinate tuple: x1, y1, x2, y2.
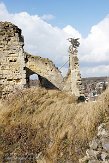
(0, 22, 26, 98)
(69, 48, 82, 96)
(63, 38, 82, 96)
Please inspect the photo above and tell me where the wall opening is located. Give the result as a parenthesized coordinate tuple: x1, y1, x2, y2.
(29, 74, 40, 87)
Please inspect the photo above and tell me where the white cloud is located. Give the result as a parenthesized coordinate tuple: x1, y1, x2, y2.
(0, 3, 80, 68)
(0, 2, 109, 77)
(80, 15, 109, 63)
(41, 14, 55, 21)
(81, 65, 109, 77)
(0, 2, 9, 18)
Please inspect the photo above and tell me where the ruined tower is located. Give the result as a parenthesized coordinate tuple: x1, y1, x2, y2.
(63, 38, 82, 96)
(0, 22, 26, 98)
(69, 47, 82, 96)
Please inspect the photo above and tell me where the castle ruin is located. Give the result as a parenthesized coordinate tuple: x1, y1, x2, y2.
(0, 22, 82, 98)
(0, 22, 26, 97)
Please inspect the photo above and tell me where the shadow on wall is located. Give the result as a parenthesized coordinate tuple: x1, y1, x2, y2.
(26, 68, 58, 89)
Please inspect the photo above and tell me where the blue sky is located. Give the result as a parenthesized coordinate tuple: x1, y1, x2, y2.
(1, 0, 109, 36)
(0, 1, 109, 77)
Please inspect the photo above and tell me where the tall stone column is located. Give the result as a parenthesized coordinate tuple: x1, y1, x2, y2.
(63, 38, 82, 96)
(69, 48, 82, 96)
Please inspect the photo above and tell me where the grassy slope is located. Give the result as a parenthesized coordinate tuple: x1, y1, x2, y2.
(0, 88, 109, 163)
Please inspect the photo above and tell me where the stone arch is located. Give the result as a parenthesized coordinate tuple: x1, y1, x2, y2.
(25, 53, 64, 90)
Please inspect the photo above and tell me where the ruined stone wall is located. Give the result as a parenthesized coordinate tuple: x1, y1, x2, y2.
(63, 49, 82, 96)
(25, 53, 63, 90)
(0, 22, 82, 98)
(0, 22, 26, 98)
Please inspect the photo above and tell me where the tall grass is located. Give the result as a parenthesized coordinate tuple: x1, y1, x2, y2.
(0, 88, 109, 162)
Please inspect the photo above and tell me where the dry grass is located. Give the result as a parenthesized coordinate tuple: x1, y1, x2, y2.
(0, 87, 109, 162)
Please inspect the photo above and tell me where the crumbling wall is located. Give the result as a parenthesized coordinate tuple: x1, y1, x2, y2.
(63, 49, 82, 96)
(0, 22, 82, 98)
(25, 53, 63, 90)
(0, 22, 26, 98)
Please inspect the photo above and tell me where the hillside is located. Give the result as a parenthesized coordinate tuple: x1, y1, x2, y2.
(0, 88, 109, 162)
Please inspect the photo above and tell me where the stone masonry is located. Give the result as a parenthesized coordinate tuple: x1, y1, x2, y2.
(0, 22, 63, 98)
(0, 22, 26, 98)
(0, 22, 82, 98)
(69, 48, 82, 96)
(63, 39, 82, 96)
(25, 52, 63, 90)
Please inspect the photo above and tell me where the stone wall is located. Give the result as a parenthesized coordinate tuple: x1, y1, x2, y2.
(25, 53, 63, 90)
(0, 22, 26, 98)
(0, 21, 82, 98)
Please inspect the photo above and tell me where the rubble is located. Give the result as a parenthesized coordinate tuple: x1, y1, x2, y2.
(79, 123, 109, 163)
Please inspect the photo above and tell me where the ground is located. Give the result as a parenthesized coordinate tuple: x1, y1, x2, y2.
(0, 87, 109, 162)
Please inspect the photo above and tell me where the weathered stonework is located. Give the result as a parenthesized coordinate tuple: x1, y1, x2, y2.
(63, 46, 82, 96)
(0, 22, 26, 98)
(0, 22, 82, 98)
(25, 53, 63, 89)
